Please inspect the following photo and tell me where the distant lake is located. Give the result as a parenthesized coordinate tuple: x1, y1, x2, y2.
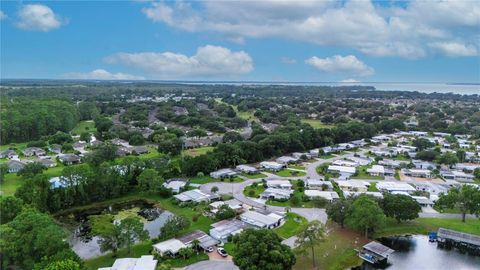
(353, 235, 480, 270)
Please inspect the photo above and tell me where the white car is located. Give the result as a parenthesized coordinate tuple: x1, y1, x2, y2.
(217, 247, 228, 257)
(205, 246, 214, 253)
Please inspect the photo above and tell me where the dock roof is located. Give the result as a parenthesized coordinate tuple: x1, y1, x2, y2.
(437, 228, 480, 246)
(363, 241, 394, 258)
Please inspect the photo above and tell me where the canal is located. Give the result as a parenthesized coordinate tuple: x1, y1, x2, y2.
(354, 235, 480, 270)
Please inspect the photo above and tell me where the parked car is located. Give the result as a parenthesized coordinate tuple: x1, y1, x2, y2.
(217, 247, 228, 257)
(205, 246, 214, 253)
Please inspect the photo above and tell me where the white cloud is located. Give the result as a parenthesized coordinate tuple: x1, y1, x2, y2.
(66, 69, 145, 80)
(306, 55, 374, 77)
(141, 0, 480, 58)
(428, 42, 478, 57)
(15, 4, 63, 31)
(280, 57, 296, 64)
(105, 45, 254, 79)
(0, 10, 7, 20)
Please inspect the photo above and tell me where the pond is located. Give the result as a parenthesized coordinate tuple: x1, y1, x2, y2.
(353, 235, 480, 270)
(57, 199, 173, 259)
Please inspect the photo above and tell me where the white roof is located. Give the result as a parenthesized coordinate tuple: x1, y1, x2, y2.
(304, 190, 339, 200)
(99, 255, 157, 270)
(267, 180, 292, 187)
(241, 211, 282, 227)
(260, 161, 284, 169)
(236, 164, 258, 172)
(367, 165, 385, 174)
(344, 191, 384, 199)
(174, 189, 210, 202)
(377, 181, 415, 192)
(328, 165, 356, 174)
(332, 160, 358, 167)
(153, 239, 186, 254)
(163, 181, 186, 190)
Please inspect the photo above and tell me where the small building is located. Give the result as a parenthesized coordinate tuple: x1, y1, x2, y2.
(337, 180, 369, 192)
(210, 168, 238, 179)
(73, 142, 87, 152)
(266, 180, 292, 189)
(131, 145, 149, 155)
(378, 159, 409, 169)
(367, 165, 385, 176)
(260, 161, 285, 171)
(36, 158, 57, 168)
(411, 196, 434, 207)
(163, 179, 187, 193)
(332, 159, 358, 167)
(98, 255, 157, 270)
(304, 190, 339, 201)
(153, 239, 186, 257)
(276, 156, 299, 164)
(58, 154, 81, 165)
(0, 149, 17, 159)
(22, 147, 46, 157)
(7, 160, 26, 173)
(346, 156, 373, 166)
(173, 189, 213, 204)
(412, 160, 436, 170)
(240, 210, 284, 229)
(376, 181, 416, 193)
(328, 165, 356, 176)
(305, 179, 333, 190)
(358, 241, 394, 265)
(441, 170, 475, 183)
(260, 188, 293, 200)
(209, 219, 247, 242)
(236, 164, 259, 174)
(344, 191, 384, 199)
(209, 199, 243, 213)
(49, 144, 62, 154)
(177, 230, 218, 251)
(402, 168, 431, 178)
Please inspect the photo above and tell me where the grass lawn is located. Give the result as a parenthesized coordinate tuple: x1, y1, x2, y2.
(71, 120, 96, 135)
(243, 184, 266, 198)
(288, 165, 306, 170)
(183, 146, 215, 157)
(189, 176, 214, 184)
(350, 165, 384, 180)
(241, 172, 267, 179)
(273, 169, 306, 177)
(300, 119, 334, 129)
(237, 110, 258, 121)
(293, 223, 366, 270)
(367, 182, 378, 192)
(267, 180, 316, 208)
(318, 154, 335, 159)
(274, 213, 307, 239)
(0, 142, 29, 151)
(223, 242, 236, 257)
(375, 217, 480, 237)
(0, 173, 23, 196)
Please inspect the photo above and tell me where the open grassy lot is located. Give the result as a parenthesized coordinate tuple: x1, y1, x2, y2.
(243, 183, 266, 198)
(189, 176, 215, 184)
(273, 169, 306, 177)
(274, 213, 308, 239)
(71, 120, 96, 135)
(288, 165, 306, 170)
(0, 173, 23, 196)
(183, 146, 215, 157)
(0, 142, 29, 151)
(300, 119, 335, 129)
(351, 165, 384, 180)
(318, 154, 335, 159)
(241, 172, 267, 179)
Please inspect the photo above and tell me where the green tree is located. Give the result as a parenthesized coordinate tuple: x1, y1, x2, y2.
(78, 101, 99, 121)
(119, 216, 149, 254)
(326, 198, 351, 228)
(137, 168, 163, 193)
(435, 185, 480, 222)
(215, 204, 236, 221)
(128, 133, 145, 146)
(44, 259, 81, 270)
(17, 161, 45, 178)
(474, 168, 480, 180)
(157, 137, 183, 155)
(412, 138, 434, 151)
(211, 186, 219, 193)
(0, 196, 23, 224)
(80, 131, 91, 143)
(178, 247, 194, 259)
(435, 152, 459, 167)
(382, 194, 421, 223)
(0, 208, 70, 269)
(15, 174, 51, 212)
(159, 216, 190, 239)
(0, 163, 8, 182)
(294, 221, 326, 270)
(345, 196, 386, 238)
(233, 229, 296, 270)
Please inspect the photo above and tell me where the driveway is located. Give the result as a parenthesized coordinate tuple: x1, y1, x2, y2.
(208, 247, 233, 261)
(180, 260, 239, 270)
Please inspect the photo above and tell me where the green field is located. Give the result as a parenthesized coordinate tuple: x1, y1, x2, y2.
(288, 165, 306, 170)
(241, 172, 267, 179)
(183, 146, 215, 157)
(71, 120, 96, 135)
(273, 169, 306, 177)
(300, 119, 334, 129)
(274, 213, 307, 239)
(0, 173, 23, 196)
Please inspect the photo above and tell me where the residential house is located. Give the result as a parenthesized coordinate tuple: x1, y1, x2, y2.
(346, 156, 373, 166)
(412, 160, 436, 170)
(260, 161, 285, 171)
(337, 180, 369, 192)
(0, 149, 17, 159)
(49, 144, 62, 154)
(177, 230, 218, 251)
(440, 170, 475, 183)
(276, 156, 298, 164)
(378, 159, 409, 169)
(163, 179, 187, 193)
(209, 199, 243, 214)
(376, 182, 416, 193)
(7, 160, 26, 173)
(260, 188, 293, 200)
(367, 165, 385, 176)
(131, 145, 149, 155)
(304, 190, 339, 202)
(173, 189, 215, 204)
(153, 239, 187, 257)
(240, 210, 284, 229)
(210, 168, 237, 179)
(236, 164, 259, 174)
(73, 142, 87, 152)
(22, 147, 46, 157)
(305, 179, 333, 190)
(98, 255, 157, 270)
(402, 168, 431, 178)
(327, 165, 356, 178)
(58, 154, 81, 165)
(209, 219, 247, 242)
(343, 191, 384, 199)
(266, 180, 292, 189)
(36, 158, 56, 168)
(332, 159, 358, 167)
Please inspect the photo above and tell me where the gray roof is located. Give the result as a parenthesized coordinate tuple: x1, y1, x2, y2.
(363, 241, 394, 258)
(438, 228, 480, 246)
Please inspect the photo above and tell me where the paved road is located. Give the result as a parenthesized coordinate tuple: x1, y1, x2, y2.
(180, 260, 239, 270)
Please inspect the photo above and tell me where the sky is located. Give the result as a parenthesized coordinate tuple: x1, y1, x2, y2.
(1, 0, 479, 83)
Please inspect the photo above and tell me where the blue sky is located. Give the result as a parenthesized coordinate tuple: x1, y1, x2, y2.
(1, 1, 479, 82)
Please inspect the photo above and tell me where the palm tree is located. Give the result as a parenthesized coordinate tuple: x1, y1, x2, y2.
(295, 221, 326, 270)
(211, 186, 219, 194)
(191, 239, 201, 254)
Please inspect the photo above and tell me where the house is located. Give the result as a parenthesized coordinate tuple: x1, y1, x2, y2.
(346, 156, 373, 166)
(0, 149, 17, 159)
(260, 188, 293, 200)
(376, 181, 416, 193)
(292, 152, 311, 160)
(116, 147, 130, 157)
(260, 161, 285, 171)
(153, 239, 187, 257)
(305, 179, 333, 190)
(174, 189, 214, 203)
(378, 159, 409, 169)
(412, 160, 436, 170)
(111, 138, 130, 147)
(266, 180, 292, 189)
(22, 147, 46, 157)
(49, 144, 62, 154)
(173, 106, 189, 116)
(337, 180, 369, 192)
(367, 165, 385, 176)
(304, 190, 339, 202)
(209, 219, 247, 242)
(163, 179, 187, 193)
(309, 149, 320, 157)
(98, 255, 157, 270)
(210, 168, 237, 179)
(7, 160, 26, 173)
(58, 154, 81, 165)
(441, 170, 475, 182)
(236, 164, 259, 174)
(73, 142, 87, 152)
(276, 156, 298, 164)
(131, 145, 149, 155)
(327, 165, 356, 177)
(240, 210, 284, 229)
(411, 196, 434, 207)
(209, 199, 243, 213)
(402, 168, 431, 178)
(332, 159, 358, 167)
(177, 230, 218, 251)
(36, 158, 56, 168)
(343, 191, 384, 199)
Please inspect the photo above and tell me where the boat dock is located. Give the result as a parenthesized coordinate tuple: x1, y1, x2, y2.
(357, 241, 395, 265)
(436, 228, 480, 255)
